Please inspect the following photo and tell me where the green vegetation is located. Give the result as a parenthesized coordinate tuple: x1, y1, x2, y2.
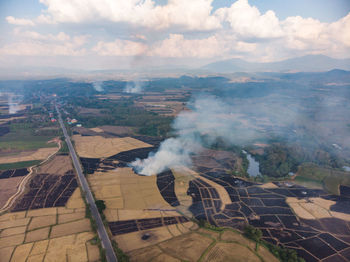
(112, 240, 129, 262)
(244, 225, 262, 243)
(65, 98, 173, 137)
(58, 140, 69, 154)
(263, 241, 305, 262)
(0, 160, 41, 170)
(0, 122, 57, 151)
(297, 163, 350, 194)
(95, 200, 106, 214)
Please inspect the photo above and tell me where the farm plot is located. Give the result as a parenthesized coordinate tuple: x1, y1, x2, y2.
(0, 147, 58, 164)
(11, 155, 78, 211)
(186, 165, 350, 262)
(72, 135, 152, 158)
(0, 187, 99, 262)
(127, 227, 278, 262)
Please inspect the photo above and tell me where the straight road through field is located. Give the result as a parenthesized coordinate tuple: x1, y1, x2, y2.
(55, 104, 117, 262)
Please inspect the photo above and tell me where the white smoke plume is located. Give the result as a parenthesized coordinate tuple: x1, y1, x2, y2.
(124, 81, 144, 93)
(131, 95, 259, 176)
(92, 81, 104, 92)
(8, 94, 21, 114)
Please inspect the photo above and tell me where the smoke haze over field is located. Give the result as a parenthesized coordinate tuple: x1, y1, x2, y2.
(92, 81, 104, 92)
(8, 94, 21, 114)
(131, 95, 261, 176)
(124, 81, 144, 93)
(131, 82, 350, 176)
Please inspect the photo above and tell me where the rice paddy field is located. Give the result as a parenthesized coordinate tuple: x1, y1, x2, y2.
(73, 133, 350, 262)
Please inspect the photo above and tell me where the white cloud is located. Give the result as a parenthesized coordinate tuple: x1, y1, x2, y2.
(1, 0, 350, 65)
(92, 39, 147, 56)
(215, 0, 282, 39)
(0, 30, 88, 56)
(6, 16, 35, 26)
(36, 0, 221, 31)
(150, 34, 224, 58)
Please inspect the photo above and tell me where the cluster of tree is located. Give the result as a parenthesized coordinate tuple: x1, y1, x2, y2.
(244, 225, 305, 262)
(252, 142, 344, 178)
(67, 97, 173, 137)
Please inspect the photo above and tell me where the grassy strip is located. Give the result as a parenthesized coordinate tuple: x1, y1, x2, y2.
(58, 140, 69, 154)
(0, 160, 41, 170)
(83, 195, 107, 262)
(112, 240, 129, 262)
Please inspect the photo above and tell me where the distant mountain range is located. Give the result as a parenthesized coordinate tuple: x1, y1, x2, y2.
(201, 55, 350, 73)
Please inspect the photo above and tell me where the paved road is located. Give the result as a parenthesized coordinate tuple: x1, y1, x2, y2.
(56, 104, 117, 262)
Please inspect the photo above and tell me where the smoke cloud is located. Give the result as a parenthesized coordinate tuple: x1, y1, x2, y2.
(124, 81, 144, 93)
(131, 95, 259, 176)
(8, 94, 21, 114)
(92, 81, 104, 92)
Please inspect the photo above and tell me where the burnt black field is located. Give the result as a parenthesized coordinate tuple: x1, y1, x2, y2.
(0, 168, 29, 179)
(12, 170, 77, 211)
(92, 146, 350, 262)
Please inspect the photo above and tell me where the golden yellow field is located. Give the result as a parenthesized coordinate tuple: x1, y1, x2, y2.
(127, 228, 278, 262)
(0, 147, 59, 164)
(0, 188, 100, 262)
(72, 135, 152, 158)
(286, 197, 350, 221)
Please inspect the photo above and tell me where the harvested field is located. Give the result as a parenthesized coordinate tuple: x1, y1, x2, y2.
(12, 170, 78, 211)
(0, 186, 98, 262)
(73, 135, 152, 158)
(50, 218, 91, 238)
(37, 155, 72, 175)
(159, 232, 213, 261)
(0, 147, 58, 164)
(0, 168, 28, 179)
(126, 227, 277, 262)
(0, 176, 24, 208)
(109, 216, 189, 235)
(99, 125, 133, 136)
(25, 227, 50, 242)
(28, 215, 56, 230)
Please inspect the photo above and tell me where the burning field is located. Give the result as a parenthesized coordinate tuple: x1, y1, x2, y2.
(72, 132, 350, 261)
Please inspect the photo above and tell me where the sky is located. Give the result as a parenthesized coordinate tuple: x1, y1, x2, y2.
(0, 0, 349, 76)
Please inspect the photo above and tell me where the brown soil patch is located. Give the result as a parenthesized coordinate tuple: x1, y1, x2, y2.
(0, 234, 25, 248)
(73, 135, 152, 158)
(58, 212, 85, 224)
(27, 253, 45, 262)
(30, 239, 49, 255)
(0, 211, 26, 222)
(285, 197, 349, 221)
(259, 182, 278, 189)
(159, 232, 213, 262)
(25, 227, 50, 243)
(128, 246, 163, 262)
(0, 246, 15, 262)
(28, 215, 56, 230)
(0, 177, 24, 208)
(11, 243, 33, 262)
(0, 225, 26, 237)
(27, 208, 57, 217)
(86, 241, 100, 262)
(65, 188, 85, 209)
(202, 242, 261, 262)
(220, 230, 255, 249)
(89, 127, 104, 133)
(37, 155, 73, 175)
(50, 219, 91, 238)
(0, 147, 58, 164)
(0, 217, 30, 230)
(99, 125, 133, 135)
(114, 226, 174, 252)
